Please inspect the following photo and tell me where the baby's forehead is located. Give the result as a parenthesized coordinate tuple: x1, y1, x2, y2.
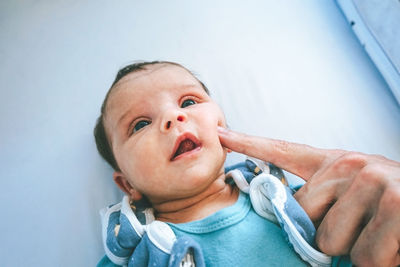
(104, 64, 201, 118)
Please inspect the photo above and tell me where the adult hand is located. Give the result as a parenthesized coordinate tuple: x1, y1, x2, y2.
(218, 127, 400, 267)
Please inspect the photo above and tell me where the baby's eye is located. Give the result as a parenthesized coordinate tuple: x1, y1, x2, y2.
(132, 120, 151, 134)
(181, 99, 196, 108)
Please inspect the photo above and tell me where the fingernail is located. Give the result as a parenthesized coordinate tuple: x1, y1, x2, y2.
(217, 126, 229, 134)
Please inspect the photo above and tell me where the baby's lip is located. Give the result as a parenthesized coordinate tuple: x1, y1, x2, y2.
(170, 132, 201, 161)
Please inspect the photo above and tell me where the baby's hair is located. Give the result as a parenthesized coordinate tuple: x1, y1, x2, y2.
(94, 61, 209, 171)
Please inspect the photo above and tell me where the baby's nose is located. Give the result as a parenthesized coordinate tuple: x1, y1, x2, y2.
(161, 110, 187, 132)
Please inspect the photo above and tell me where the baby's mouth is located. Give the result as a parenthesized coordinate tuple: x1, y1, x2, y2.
(171, 133, 201, 161)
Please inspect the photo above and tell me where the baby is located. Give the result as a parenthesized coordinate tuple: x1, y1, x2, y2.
(94, 61, 335, 267)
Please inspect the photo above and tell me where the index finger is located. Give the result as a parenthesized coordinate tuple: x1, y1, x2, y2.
(218, 127, 332, 180)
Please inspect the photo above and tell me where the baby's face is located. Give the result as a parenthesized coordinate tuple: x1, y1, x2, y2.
(104, 64, 227, 203)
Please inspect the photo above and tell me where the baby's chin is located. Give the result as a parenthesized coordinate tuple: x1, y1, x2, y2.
(189, 160, 226, 187)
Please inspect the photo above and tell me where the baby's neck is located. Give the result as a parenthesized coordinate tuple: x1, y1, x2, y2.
(154, 178, 239, 224)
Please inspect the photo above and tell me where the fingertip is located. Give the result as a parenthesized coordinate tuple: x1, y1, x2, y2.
(217, 126, 229, 134)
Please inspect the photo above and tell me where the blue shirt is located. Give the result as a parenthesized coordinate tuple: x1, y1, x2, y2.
(168, 192, 308, 266)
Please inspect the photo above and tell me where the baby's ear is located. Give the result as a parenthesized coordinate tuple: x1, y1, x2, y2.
(113, 172, 143, 201)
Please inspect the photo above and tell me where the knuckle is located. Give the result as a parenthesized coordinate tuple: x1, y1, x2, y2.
(316, 229, 343, 255)
(336, 152, 368, 168)
(329, 152, 369, 176)
(380, 187, 400, 212)
(315, 232, 331, 254)
(316, 238, 338, 255)
(350, 249, 379, 267)
(355, 164, 386, 188)
(350, 253, 369, 267)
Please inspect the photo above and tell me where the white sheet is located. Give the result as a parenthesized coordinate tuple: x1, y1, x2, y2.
(0, 1, 399, 266)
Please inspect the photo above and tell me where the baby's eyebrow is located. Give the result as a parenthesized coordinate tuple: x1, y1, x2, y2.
(117, 108, 135, 130)
(181, 83, 203, 91)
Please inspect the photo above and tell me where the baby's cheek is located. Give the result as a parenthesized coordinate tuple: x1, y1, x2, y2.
(128, 143, 153, 173)
(214, 107, 227, 127)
